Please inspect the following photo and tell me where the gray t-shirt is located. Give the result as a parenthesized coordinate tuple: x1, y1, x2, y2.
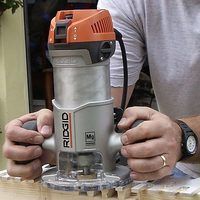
(98, 0, 200, 177)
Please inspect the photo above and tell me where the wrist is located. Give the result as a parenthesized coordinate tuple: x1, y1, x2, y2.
(175, 119, 198, 161)
(173, 120, 183, 161)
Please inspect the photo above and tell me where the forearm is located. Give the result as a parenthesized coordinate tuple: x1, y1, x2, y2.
(111, 85, 135, 107)
(180, 115, 200, 163)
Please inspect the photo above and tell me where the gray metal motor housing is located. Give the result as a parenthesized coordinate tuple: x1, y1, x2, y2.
(45, 48, 123, 173)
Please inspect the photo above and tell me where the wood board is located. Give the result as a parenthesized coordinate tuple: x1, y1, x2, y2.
(1, 169, 200, 200)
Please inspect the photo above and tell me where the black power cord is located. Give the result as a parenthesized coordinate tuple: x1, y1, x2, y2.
(113, 29, 128, 124)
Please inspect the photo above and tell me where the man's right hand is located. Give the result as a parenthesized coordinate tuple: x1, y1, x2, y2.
(3, 109, 55, 180)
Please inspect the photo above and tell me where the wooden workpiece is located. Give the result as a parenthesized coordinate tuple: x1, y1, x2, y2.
(1, 170, 200, 200)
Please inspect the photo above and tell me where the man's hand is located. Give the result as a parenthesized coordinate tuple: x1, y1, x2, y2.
(3, 109, 55, 180)
(118, 106, 182, 181)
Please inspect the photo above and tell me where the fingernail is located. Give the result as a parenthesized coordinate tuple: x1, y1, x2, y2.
(34, 135, 43, 143)
(121, 147, 128, 157)
(40, 125, 51, 136)
(121, 134, 128, 144)
(34, 147, 42, 157)
(118, 118, 126, 126)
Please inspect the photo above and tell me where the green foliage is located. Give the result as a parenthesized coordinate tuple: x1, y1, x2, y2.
(0, 0, 23, 14)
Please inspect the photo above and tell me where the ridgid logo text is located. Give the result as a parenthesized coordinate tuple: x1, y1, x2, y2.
(62, 112, 72, 148)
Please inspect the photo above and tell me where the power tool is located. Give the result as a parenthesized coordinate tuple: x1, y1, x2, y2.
(25, 9, 132, 192)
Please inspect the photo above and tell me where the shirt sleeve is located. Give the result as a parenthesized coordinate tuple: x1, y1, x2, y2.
(97, 0, 146, 87)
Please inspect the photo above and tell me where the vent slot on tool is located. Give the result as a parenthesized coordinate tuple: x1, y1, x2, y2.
(91, 17, 113, 33)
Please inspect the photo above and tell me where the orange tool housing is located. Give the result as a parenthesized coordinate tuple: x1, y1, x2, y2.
(48, 9, 116, 44)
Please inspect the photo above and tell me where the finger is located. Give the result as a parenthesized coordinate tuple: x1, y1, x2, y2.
(130, 166, 172, 181)
(5, 123, 44, 144)
(3, 139, 42, 161)
(17, 112, 38, 124)
(121, 138, 167, 158)
(118, 106, 157, 129)
(36, 109, 53, 138)
(7, 159, 42, 180)
(121, 120, 163, 145)
(127, 154, 170, 173)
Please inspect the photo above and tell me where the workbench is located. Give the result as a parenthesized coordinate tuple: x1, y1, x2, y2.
(1, 169, 200, 200)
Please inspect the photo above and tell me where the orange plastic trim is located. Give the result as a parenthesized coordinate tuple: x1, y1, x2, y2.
(48, 9, 116, 44)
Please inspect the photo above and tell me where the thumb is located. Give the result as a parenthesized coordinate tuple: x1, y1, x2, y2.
(118, 106, 155, 129)
(36, 109, 53, 138)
